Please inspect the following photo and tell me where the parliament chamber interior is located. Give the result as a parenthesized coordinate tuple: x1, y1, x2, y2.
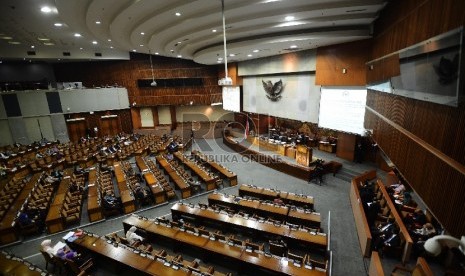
(0, 1, 464, 276)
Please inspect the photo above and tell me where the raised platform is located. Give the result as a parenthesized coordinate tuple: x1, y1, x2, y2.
(223, 133, 341, 181)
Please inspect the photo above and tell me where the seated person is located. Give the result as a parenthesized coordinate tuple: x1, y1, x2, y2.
(56, 246, 79, 260)
(390, 182, 406, 194)
(133, 183, 150, 203)
(273, 195, 284, 205)
(17, 211, 34, 227)
(126, 226, 144, 244)
(44, 173, 60, 185)
(102, 191, 122, 210)
(40, 239, 56, 257)
(413, 223, 436, 238)
(405, 209, 427, 229)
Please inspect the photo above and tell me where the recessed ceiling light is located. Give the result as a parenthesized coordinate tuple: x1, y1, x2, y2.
(132, 49, 136, 52)
(40, 6, 52, 13)
(58, 58, 61, 61)
(31, 45, 35, 49)
(140, 32, 145, 35)
(247, 54, 253, 57)
(290, 45, 298, 48)
(37, 37, 50, 41)
(139, 44, 144, 47)
(175, 12, 181, 16)
(79, 47, 83, 50)
(218, 57, 223, 61)
(43, 42, 55, 45)
(0, 61, 3, 64)
(95, 21, 101, 24)
(108, 39, 111, 42)
(1, 36, 13, 40)
(285, 16, 295, 21)
(74, 33, 81, 37)
(8, 41, 21, 45)
(177, 55, 182, 58)
(212, 29, 217, 32)
(110, 46, 113, 49)
(229, 54, 235, 57)
(217, 61, 221, 63)
(253, 49, 259, 53)
(54, 23, 63, 27)
(92, 41, 98, 44)
(155, 52, 159, 55)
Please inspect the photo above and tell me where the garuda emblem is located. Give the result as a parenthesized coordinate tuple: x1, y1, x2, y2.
(262, 79, 283, 101)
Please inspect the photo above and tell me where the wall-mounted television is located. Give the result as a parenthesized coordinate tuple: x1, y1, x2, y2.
(367, 27, 464, 107)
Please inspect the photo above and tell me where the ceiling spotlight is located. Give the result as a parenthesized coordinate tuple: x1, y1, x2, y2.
(229, 53, 235, 57)
(54, 23, 63, 27)
(247, 54, 252, 57)
(212, 29, 217, 32)
(175, 12, 181, 16)
(285, 16, 295, 21)
(74, 33, 81, 37)
(253, 49, 259, 53)
(0, 36, 13, 40)
(79, 47, 83, 50)
(108, 39, 111, 42)
(132, 49, 136, 52)
(95, 21, 101, 24)
(110, 46, 113, 49)
(92, 41, 98, 44)
(155, 52, 159, 55)
(8, 41, 21, 45)
(31, 45, 35, 49)
(177, 55, 182, 58)
(140, 32, 145, 35)
(290, 45, 298, 48)
(40, 6, 52, 13)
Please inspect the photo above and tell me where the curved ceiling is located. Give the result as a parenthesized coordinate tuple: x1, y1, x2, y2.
(0, 0, 387, 64)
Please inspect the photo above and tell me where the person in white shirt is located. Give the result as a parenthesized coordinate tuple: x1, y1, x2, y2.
(126, 226, 143, 244)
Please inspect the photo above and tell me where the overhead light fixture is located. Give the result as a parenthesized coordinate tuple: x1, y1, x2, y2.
(218, 0, 232, 86)
(110, 46, 114, 49)
(140, 44, 144, 47)
(149, 50, 157, 87)
(37, 37, 50, 41)
(108, 39, 111, 42)
(132, 49, 137, 52)
(177, 55, 182, 58)
(285, 16, 295, 21)
(8, 41, 21, 45)
(74, 33, 81, 37)
(0, 36, 13, 40)
(290, 45, 298, 48)
(95, 21, 101, 24)
(253, 49, 259, 53)
(92, 41, 98, 44)
(54, 23, 63, 27)
(175, 12, 181, 16)
(31, 45, 35, 49)
(212, 29, 217, 32)
(40, 6, 52, 13)
(211, 102, 222, 106)
(140, 32, 145, 35)
(247, 54, 252, 57)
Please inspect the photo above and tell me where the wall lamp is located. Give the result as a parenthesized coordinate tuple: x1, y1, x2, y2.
(424, 235, 465, 256)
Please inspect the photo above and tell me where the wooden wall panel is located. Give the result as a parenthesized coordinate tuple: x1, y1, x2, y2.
(131, 108, 142, 129)
(336, 132, 356, 161)
(53, 53, 221, 106)
(316, 39, 370, 86)
(367, 0, 465, 236)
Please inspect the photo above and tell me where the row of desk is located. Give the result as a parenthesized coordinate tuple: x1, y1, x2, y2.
(173, 152, 216, 191)
(191, 150, 237, 186)
(122, 215, 327, 276)
(0, 173, 42, 245)
(208, 193, 321, 228)
(70, 233, 191, 276)
(238, 184, 314, 209)
(45, 171, 73, 234)
(156, 156, 192, 199)
(171, 203, 327, 250)
(142, 172, 167, 204)
(87, 169, 103, 222)
(113, 163, 136, 213)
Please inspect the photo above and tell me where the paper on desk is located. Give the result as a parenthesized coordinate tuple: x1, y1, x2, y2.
(63, 231, 75, 240)
(52, 241, 66, 254)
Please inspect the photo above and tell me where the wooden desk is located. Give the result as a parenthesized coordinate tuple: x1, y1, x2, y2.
(45, 204, 64, 234)
(191, 150, 238, 186)
(287, 209, 321, 228)
(123, 215, 326, 276)
(156, 156, 191, 199)
(120, 190, 136, 214)
(318, 142, 336, 153)
(143, 172, 166, 204)
(0, 253, 42, 276)
(71, 233, 190, 276)
(208, 193, 290, 222)
(173, 152, 216, 191)
(239, 185, 314, 209)
(135, 156, 149, 173)
(171, 203, 327, 250)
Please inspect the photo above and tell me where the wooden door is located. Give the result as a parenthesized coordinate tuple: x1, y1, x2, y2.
(67, 120, 87, 143)
(100, 118, 120, 137)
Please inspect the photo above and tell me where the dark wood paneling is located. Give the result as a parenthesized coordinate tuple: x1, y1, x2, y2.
(368, 0, 465, 236)
(130, 108, 142, 129)
(315, 39, 370, 86)
(53, 53, 221, 106)
(152, 106, 159, 126)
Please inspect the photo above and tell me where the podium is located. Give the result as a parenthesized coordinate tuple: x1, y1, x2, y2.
(296, 145, 312, 167)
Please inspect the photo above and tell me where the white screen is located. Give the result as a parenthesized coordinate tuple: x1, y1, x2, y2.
(222, 86, 240, 112)
(318, 87, 367, 135)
